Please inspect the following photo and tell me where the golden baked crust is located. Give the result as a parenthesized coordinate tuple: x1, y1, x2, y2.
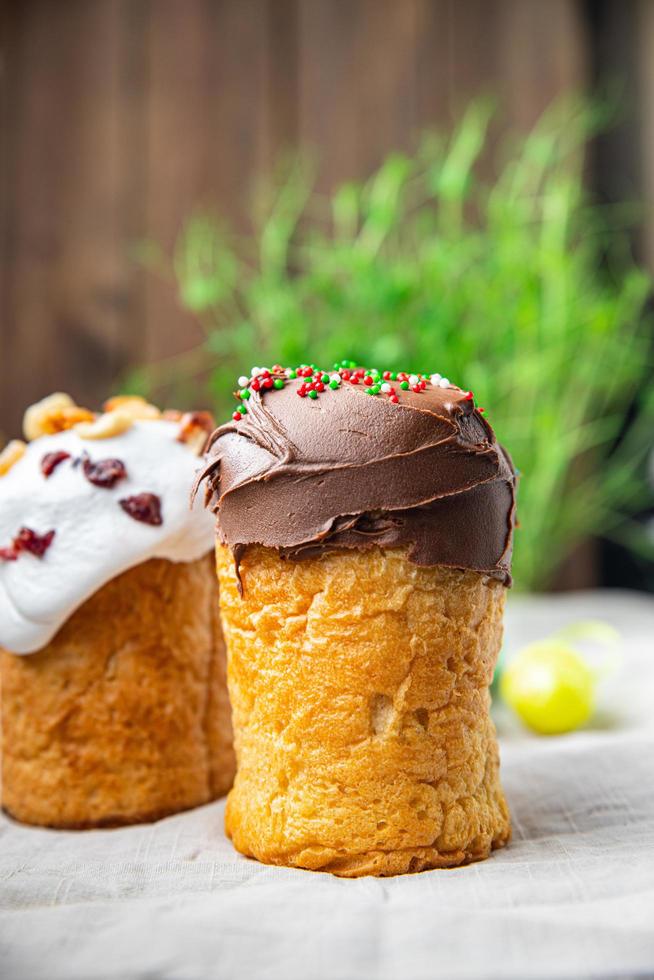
(1, 554, 235, 828)
(217, 544, 510, 877)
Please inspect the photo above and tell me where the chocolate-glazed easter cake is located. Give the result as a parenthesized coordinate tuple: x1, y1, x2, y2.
(202, 362, 516, 876)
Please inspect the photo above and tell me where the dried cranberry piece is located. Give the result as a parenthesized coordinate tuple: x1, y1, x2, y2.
(119, 493, 162, 526)
(15, 527, 56, 557)
(1, 527, 56, 561)
(41, 451, 71, 477)
(82, 455, 127, 488)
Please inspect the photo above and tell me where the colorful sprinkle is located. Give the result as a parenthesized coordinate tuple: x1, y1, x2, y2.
(227, 360, 461, 420)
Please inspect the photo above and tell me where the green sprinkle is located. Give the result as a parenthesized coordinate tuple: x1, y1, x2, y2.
(329, 379, 340, 389)
(238, 403, 247, 414)
(287, 369, 297, 379)
(371, 384, 381, 394)
(321, 373, 330, 383)
(308, 389, 318, 399)
(400, 380, 409, 390)
(240, 388, 250, 400)
(273, 379, 285, 389)
(390, 372, 397, 380)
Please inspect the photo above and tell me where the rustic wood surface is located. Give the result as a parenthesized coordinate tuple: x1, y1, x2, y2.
(1, 0, 616, 440)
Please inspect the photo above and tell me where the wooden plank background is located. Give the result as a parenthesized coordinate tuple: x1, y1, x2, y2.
(2, 0, 622, 441)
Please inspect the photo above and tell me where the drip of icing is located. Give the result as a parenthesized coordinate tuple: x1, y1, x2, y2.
(0, 419, 215, 654)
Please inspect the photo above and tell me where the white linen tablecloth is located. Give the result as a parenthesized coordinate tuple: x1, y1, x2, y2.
(1, 590, 653, 980)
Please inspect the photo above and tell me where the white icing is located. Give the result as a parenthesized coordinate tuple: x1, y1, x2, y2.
(0, 420, 215, 654)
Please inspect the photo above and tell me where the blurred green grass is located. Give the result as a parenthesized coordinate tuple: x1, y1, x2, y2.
(131, 98, 654, 591)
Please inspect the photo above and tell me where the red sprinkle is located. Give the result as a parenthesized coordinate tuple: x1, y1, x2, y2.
(315, 382, 325, 392)
(412, 384, 421, 393)
(41, 451, 71, 478)
(350, 377, 359, 385)
(383, 371, 392, 380)
(82, 456, 127, 489)
(297, 388, 307, 398)
(363, 375, 374, 386)
(341, 370, 351, 381)
(389, 394, 399, 404)
(251, 379, 261, 392)
(232, 411, 241, 420)
(119, 493, 163, 526)
(464, 391, 474, 401)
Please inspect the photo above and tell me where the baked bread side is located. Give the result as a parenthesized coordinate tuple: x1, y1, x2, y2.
(218, 544, 509, 877)
(1, 553, 235, 828)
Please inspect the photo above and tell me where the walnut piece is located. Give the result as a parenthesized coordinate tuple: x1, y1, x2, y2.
(0, 440, 27, 477)
(177, 411, 215, 455)
(23, 393, 94, 441)
(102, 395, 161, 420)
(74, 409, 133, 440)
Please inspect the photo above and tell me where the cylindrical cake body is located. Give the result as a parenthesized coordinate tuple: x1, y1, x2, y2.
(218, 544, 510, 877)
(1, 554, 235, 828)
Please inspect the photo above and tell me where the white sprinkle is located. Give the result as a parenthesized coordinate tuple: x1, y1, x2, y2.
(408, 374, 420, 386)
(438, 377, 450, 388)
(251, 367, 263, 377)
(380, 382, 391, 393)
(238, 376, 249, 387)
(430, 373, 441, 387)
(329, 373, 341, 385)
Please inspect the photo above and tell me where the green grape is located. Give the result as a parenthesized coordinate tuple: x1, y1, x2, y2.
(500, 641, 595, 735)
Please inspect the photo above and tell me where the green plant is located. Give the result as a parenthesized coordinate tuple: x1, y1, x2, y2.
(133, 99, 654, 591)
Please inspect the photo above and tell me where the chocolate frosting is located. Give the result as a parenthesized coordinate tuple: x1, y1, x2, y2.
(200, 375, 517, 586)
